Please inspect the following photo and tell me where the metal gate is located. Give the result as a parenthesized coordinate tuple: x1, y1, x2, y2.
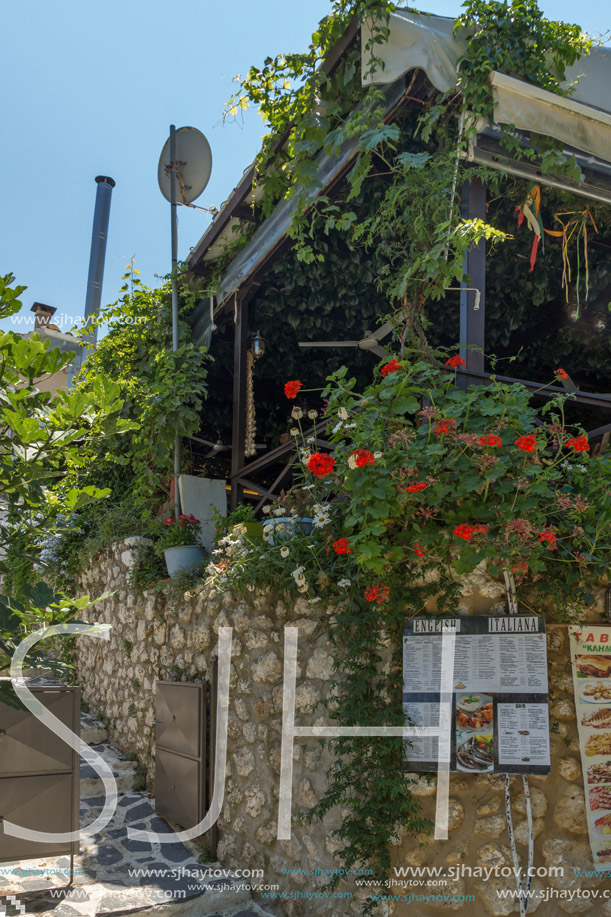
(155, 662, 217, 855)
(0, 685, 80, 863)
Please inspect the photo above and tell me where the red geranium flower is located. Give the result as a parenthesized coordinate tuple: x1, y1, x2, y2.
(163, 517, 175, 525)
(284, 380, 302, 399)
(414, 542, 426, 557)
(380, 359, 401, 377)
(406, 481, 427, 493)
(364, 582, 390, 604)
(515, 434, 537, 453)
(307, 452, 335, 478)
(333, 537, 352, 555)
(434, 419, 456, 436)
(478, 434, 502, 447)
(453, 523, 489, 541)
(554, 368, 568, 380)
(350, 449, 375, 468)
(566, 436, 590, 453)
(445, 355, 466, 368)
(538, 530, 557, 550)
(512, 561, 529, 575)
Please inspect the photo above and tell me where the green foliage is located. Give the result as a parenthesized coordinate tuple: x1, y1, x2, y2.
(0, 588, 111, 709)
(0, 274, 130, 584)
(212, 1, 601, 898)
(456, 0, 591, 112)
(156, 514, 202, 552)
(207, 351, 611, 887)
(67, 263, 209, 521)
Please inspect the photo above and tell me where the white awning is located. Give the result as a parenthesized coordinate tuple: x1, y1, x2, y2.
(362, 9, 611, 163)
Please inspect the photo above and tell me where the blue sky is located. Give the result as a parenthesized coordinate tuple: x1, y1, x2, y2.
(1, 1, 608, 334)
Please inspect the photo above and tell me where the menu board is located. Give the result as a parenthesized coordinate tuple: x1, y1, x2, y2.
(403, 615, 550, 775)
(569, 626, 611, 869)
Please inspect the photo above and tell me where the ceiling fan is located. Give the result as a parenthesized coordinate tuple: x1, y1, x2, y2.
(298, 320, 395, 360)
(189, 434, 265, 459)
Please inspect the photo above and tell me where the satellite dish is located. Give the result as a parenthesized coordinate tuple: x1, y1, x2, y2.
(157, 126, 212, 205)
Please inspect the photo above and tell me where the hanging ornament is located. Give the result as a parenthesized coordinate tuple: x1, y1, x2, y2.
(544, 208, 598, 317)
(515, 184, 544, 272)
(245, 350, 257, 457)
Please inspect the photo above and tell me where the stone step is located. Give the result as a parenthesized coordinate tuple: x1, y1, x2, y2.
(80, 743, 139, 796)
(81, 711, 108, 745)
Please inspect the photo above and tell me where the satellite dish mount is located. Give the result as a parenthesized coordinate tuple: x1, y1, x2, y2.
(158, 125, 212, 519)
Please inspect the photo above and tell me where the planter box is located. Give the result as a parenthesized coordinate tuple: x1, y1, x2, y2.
(164, 545, 205, 579)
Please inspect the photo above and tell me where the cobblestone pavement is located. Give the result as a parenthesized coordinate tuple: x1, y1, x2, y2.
(0, 711, 275, 917)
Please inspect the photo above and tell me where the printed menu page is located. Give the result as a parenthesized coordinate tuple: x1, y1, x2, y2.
(403, 615, 550, 776)
(570, 626, 611, 869)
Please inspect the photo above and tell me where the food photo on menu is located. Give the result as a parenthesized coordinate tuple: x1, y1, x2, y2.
(580, 682, 611, 703)
(584, 732, 611, 757)
(455, 695, 494, 772)
(588, 761, 611, 784)
(581, 708, 611, 728)
(575, 655, 611, 679)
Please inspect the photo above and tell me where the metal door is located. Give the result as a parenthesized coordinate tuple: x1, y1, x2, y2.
(0, 686, 80, 862)
(155, 668, 217, 854)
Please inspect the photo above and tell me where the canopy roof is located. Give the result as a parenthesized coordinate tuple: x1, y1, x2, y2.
(362, 10, 611, 163)
(188, 7, 611, 319)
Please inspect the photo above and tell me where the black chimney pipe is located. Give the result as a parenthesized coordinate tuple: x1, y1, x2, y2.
(80, 176, 115, 365)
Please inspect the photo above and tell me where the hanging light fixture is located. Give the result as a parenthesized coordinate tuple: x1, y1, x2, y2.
(250, 330, 266, 359)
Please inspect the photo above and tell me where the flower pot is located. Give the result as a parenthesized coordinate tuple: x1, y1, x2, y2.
(243, 521, 264, 541)
(262, 516, 314, 545)
(164, 545, 205, 579)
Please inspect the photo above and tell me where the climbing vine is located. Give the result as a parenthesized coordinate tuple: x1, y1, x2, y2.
(208, 1, 605, 906)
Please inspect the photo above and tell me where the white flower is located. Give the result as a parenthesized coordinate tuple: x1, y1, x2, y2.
(301, 449, 312, 465)
(291, 407, 304, 419)
(332, 421, 343, 434)
(262, 505, 271, 514)
(347, 453, 358, 470)
(280, 546, 289, 558)
(373, 451, 382, 459)
(306, 436, 315, 444)
(298, 582, 309, 593)
(308, 597, 321, 604)
(308, 409, 318, 420)
(312, 502, 332, 528)
(290, 427, 299, 437)
(338, 407, 349, 420)
(338, 578, 351, 588)
(247, 583, 255, 592)
(273, 506, 286, 516)
(291, 565, 306, 584)
(345, 423, 357, 429)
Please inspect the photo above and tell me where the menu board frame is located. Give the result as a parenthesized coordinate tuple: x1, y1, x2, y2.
(403, 615, 551, 776)
(569, 625, 611, 869)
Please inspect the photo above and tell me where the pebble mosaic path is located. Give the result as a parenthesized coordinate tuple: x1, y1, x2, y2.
(0, 713, 275, 917)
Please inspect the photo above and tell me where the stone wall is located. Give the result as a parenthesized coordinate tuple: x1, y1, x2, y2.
(77, 540, 611, 916)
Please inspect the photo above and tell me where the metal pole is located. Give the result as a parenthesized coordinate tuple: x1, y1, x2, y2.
(170, 125, 181, 520)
